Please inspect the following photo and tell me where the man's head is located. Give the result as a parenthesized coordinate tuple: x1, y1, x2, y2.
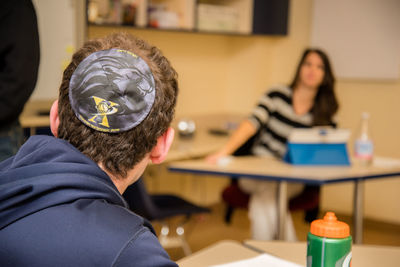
(51, 32, 178, 179)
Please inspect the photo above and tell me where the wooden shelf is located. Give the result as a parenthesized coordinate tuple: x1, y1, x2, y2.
(87, 0, 288, 36)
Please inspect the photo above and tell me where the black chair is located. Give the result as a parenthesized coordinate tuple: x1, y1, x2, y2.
(123, 178, 210, 255)
(222, 131, 320, 224)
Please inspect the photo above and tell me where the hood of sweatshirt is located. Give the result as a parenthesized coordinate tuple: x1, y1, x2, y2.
(0, 135, 126, 230)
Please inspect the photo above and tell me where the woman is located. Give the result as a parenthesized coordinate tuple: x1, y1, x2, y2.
(207, 48, 338, 241)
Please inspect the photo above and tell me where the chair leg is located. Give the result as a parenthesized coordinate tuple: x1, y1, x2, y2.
(158, 220, 193, 256)
(176, 225, 192, 256)
(224, 205, 234, 224)
(159, 222, 171, 247)
(160, 223, 170, 236)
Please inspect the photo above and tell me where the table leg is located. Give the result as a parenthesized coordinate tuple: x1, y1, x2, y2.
(277, 181, 287, 240)
(30, 127, 36, 136)
(353, 180, 364, 244)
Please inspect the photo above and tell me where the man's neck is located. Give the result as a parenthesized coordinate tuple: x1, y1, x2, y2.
(98, 159, 149, 194)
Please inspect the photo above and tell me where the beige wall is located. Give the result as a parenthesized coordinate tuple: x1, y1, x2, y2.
(323, 79, 400, 224)
(88, 0, 400, 224)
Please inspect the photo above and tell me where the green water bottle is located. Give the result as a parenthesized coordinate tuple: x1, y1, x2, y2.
(307, 212, 352, 267)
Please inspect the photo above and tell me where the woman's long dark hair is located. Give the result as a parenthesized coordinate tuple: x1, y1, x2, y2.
(289, 48, 338, 126)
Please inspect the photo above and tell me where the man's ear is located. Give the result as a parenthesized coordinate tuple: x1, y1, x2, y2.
(149, 127, 175, 164)
(50, 100, 60, 137)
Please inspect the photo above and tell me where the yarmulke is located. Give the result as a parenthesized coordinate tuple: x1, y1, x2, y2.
(69, 48, 155, 133)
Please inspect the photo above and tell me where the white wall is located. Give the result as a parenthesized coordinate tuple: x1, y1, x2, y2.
(311, 0, 400, 80)
(31, 0, 80, 100)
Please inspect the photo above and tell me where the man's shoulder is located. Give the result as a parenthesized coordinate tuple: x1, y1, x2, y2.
(71, 198, 151, 233)
(31, 198, 153, 246)
(113, 226, 177, 267)
(0, 198, 166, 266)
(56, 199, 168, 264)
(78, 200, 176, 266)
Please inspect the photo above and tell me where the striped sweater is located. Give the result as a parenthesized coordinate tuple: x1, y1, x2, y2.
(248, 85, 334, 158)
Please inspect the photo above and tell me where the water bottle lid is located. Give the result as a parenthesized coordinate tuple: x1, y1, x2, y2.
(310, 212, 350, 238)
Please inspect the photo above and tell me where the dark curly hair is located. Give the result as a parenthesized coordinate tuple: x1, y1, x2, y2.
(57, 32, 178, 177)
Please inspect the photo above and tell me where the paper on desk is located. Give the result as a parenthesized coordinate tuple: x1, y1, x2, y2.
(210, 253, 303, 267)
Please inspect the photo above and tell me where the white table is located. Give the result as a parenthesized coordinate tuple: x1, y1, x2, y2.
(244, 240, 400, 267)
(169, 156, 400, 244)
(177, 240, 400, 266)
(177, 240, 259, 267)
(165, 113, 242, 162)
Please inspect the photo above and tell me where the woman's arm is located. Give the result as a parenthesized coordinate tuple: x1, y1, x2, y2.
(206, 119, 257, 163)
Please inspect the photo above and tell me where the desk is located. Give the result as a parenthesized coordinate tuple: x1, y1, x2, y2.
(244, 240, 400, 267)
(19, 99, 53, 135)
(166, 113, 243, 162)
(177, 240, 400, 266)
(169, 156, 400, 244)
(177, 240, 259, 267)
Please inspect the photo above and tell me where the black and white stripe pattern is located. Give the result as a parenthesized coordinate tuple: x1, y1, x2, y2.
(248, 86, 313, 158)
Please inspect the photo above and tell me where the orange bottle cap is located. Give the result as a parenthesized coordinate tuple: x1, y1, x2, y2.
(310, 212, 350, 238)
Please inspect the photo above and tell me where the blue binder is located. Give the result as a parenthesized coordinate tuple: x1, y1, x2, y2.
(283, 128, 351, 166)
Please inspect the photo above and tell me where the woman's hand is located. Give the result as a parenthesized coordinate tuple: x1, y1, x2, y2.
(205, 150, 229, 164)
(205, 119, 257, 164)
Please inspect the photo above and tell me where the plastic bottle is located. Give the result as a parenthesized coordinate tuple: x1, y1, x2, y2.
(354, 112, 374, 166)
(307, 212, 352, 267)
